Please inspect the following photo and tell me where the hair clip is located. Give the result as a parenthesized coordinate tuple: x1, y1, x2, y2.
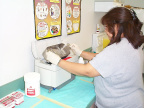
(129, 9, 137, 20)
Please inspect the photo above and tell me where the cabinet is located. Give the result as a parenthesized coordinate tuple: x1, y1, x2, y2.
(95, 2, 122, 12)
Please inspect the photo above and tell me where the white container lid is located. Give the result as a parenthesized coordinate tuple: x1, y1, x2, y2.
(24, 72, 40, 82)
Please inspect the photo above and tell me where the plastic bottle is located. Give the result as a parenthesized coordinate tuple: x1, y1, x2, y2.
(96, 24, 100, 33)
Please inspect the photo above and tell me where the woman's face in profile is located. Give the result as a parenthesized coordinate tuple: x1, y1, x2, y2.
(104, 24, 119, 40)
(104, 25, 113, 40)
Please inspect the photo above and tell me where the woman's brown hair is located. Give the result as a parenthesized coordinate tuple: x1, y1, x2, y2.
(101, 7, 144, 49)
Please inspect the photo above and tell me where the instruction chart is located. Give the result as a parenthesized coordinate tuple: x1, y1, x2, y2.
(34, 0, 62, 40)
(66, 0, 81, 34)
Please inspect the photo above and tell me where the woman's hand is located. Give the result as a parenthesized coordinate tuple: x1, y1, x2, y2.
(45, 51, 61, 65)
(70, 44, 82, 56)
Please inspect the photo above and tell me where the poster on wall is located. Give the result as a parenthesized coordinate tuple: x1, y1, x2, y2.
(65, 0, 81, 35)
(34, 0, 62, 40)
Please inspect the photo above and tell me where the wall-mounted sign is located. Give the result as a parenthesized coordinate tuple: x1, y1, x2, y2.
(34, 0, 62, 40)
(66, 0, 81, 35)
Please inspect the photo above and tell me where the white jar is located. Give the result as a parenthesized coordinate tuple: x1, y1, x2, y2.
(24, 72, 40, 97)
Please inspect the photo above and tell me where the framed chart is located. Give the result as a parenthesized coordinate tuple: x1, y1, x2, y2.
(34, 0, 62, 40)
(65, 0, 81, 35)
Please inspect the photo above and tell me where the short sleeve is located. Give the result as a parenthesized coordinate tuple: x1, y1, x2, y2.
(89, 45, 118, 78)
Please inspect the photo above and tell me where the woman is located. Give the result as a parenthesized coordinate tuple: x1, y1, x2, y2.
(45, 7, 144, 108)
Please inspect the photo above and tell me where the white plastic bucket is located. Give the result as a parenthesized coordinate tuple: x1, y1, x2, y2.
(24, 72, 40, 97)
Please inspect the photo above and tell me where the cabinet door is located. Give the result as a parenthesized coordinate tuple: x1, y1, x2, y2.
(94, 2, 121, 12)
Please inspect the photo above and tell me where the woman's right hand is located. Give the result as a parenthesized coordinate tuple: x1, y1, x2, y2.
(70, 44, 82, 56)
